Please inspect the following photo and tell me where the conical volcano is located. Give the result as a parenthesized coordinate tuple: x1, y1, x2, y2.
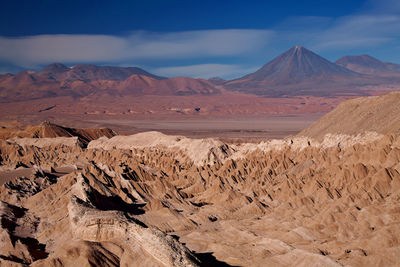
(248, 46, 359, 82)
(226, 46, 366, 96)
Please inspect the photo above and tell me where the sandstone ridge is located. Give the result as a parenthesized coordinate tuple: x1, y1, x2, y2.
(299, 91, 400, 139)
(1, 128, 400, 266)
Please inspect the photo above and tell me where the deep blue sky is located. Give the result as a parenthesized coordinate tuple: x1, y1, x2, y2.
(1, 0, 399, 78)
(1, 0, 365, 36)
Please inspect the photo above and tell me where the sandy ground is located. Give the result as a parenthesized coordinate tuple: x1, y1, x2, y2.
(81, 114, 324, 141)
(0, 113, 323, 141)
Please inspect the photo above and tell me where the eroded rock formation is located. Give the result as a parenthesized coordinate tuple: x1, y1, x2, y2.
(0, 129, 399, 266)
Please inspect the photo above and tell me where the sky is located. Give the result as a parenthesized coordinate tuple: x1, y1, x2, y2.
(1, 0, 400, 79)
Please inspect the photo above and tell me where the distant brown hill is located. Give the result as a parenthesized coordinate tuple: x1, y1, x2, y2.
(208, 77, 226, 85)
(299, 91, 400, 139)
(116, 75, 220, 96)
(2, 48, 400, 118)
(0, 64, 219, 102)
(336, 55, 400, 75)
(225, 46, 385, 97)
(38, 63, 166, 82)
(0, 121, 116, 145)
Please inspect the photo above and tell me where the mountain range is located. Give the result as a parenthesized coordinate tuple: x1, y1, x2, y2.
(225, 46, 400, 97)
(335, 55, 400, 75)
(0, 64, 219, 102)
(1, 46, 400, 102)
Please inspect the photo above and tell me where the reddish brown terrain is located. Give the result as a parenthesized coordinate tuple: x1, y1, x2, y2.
(1, 46, 400, 128)
(0, 64, 219, 102)
(0, 92, 400, 266)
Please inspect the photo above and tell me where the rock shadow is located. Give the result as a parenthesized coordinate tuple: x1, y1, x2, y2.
(87, 187, 146, 215)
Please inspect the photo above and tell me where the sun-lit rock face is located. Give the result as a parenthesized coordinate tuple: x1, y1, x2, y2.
(0, 121, 116, 147)
(299, 91, 400, 139)
(1, 128, 400, 266)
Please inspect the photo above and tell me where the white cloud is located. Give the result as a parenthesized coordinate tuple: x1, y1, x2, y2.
(268, 13, 400, 53)
(154, 64, 258, 79)
(0, 29, 273, 68)
(312, 15, 400, 50)
(0, 35, 128, 68)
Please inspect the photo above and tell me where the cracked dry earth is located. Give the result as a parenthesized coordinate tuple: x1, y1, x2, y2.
(0, 131, 399, 266)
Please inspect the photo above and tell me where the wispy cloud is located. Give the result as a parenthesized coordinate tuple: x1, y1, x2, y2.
(0, 35, 126, 68)
(128, 30, 274, 59)
(154, 64, 258, 79)
(0, 29, 273, 68)
(312, 15, 400, 50)
(270, 13, 400, 52)
(364, 0, 400, 13)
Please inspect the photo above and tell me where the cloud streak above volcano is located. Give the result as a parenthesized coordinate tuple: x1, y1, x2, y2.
(1, 0, 400, 79)
(0, 30, 274, 68)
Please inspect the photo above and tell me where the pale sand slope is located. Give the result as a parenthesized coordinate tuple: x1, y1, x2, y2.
(0, 129, 399, 266)
(299, 91, 400, 139)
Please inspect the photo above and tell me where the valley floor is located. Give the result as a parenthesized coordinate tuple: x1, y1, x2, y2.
(1, 113, 323, 142)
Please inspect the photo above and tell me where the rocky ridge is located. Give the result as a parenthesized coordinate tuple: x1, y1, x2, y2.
(0, 128, 399, 266)
(0, 64, 219, 102)
(0, 121, 117, 146)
